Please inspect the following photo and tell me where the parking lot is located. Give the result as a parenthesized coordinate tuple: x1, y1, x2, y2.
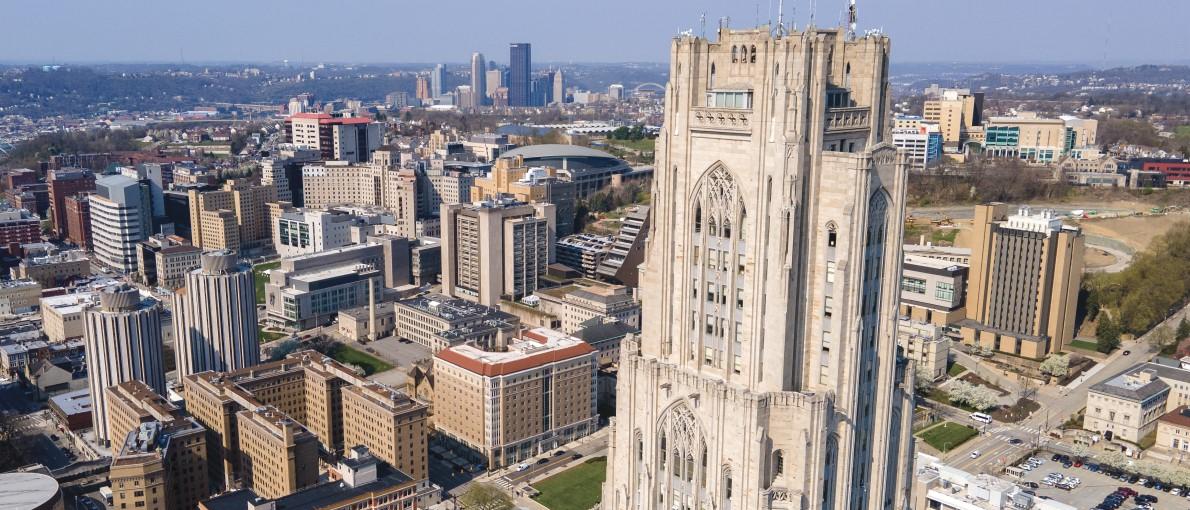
(1015, 454, 1189, 509)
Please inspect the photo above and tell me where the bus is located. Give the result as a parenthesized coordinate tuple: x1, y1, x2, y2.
(970, 412, 993, 424)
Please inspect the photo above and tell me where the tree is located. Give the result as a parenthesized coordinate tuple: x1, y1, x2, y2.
(1149, 324, 1176, 351)
(913, 366, 934, 394)
(1178, 318, 1190, 341)
(1039, 354, 1071, 378)
(1096, 315, 1121, 353)
(945, 380, 998, 411)
(1098, 450, 1128, 470)
(459, 483, 514, 510)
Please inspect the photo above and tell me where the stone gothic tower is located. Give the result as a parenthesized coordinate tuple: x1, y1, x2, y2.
(602, 25, 915, 510)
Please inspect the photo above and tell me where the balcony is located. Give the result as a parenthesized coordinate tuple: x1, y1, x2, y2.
(690, 107, 752, 134)
(824, 106, 871, 134)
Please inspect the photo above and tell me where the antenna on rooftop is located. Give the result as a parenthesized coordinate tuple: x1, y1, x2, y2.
(700, 12, 707, 38)
(809, 0, 817, 28)
(776, 0, 785, 36)
(848, 0, 858, 39)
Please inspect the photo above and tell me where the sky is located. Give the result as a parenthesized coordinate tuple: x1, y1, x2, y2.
(1, 0, 1186, 66)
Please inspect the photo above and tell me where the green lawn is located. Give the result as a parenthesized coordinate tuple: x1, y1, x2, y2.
(259, 327, 286, 343)
(532, 457, 608, 510)
(1069, 339, 1100, 352)
(948, 363, 968, 377)
(607, 138, 656, 153)
(327, 344, 393, 375)
(252, 261, 280, 304)
(916, 421, 978, 453)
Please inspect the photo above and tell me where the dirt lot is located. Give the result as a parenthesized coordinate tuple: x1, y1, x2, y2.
(1084, 247, 1118, 269)
(1076, 213, 1190, 252)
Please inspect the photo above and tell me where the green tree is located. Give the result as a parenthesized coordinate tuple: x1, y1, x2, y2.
(1096, 315, 1121, 353)
(459, 483, 514, 510)
(1039, 354, 1071, 378)
(1178, 317, 1190, 341)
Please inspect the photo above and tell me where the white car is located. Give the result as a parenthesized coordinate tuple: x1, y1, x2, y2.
(515, 463, 530, 472)
(969, 450, 981, 459)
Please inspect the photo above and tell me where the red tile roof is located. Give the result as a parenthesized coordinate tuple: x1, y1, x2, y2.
(435, 342, 595, 377)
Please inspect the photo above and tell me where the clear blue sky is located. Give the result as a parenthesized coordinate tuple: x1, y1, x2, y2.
(1, 0, 1184, 65)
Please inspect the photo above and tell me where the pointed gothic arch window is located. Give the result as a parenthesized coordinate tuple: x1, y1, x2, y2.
(722, 219, 732, 239)
(708, 218, 718, 237)
(731, 46, 738, 63)
(694, 204, 702, 233)
(750, 45, 757, 63)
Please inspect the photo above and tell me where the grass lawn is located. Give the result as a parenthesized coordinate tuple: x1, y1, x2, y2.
(327, 343, 393, 375)
(916, 421, 978, 453)
(931, 228, 958, 245)
(532, 457, 607, 510)
(948, 363, 968, 377)
(1069, 339, 1100, 352)
(252, 261, 280, 304)
(259, 327, 286, 343)
(608, 138, 656, 153)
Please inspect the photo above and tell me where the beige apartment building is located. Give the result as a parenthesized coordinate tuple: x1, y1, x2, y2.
(899, 253, 967, 326)
(107, 381, 210, 510)
(16, 250, 89, 288)
(441, 199, 556, 305)
(236, 407, 321, 499)
(923, 88, 984, 147)
(896, 319, 950, 382)
(531, 278, 641, 334)
(40, 292, 96, 342)
(188, 179, 277, 252)
(960, 204, 1083, 359)
(393, 293, 520, 352)
(0, 279, 42, 315)
(433, 327, 598, 468)
(182, 350, 428, 495)
(1085, 361, 1190, 444)
(299, 156, 419, 239)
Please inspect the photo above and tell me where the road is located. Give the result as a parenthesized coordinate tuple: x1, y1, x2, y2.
(1085, 242, 1133, 273)
(908, 204, 1139, 221)
(937, 300, 1190, 474)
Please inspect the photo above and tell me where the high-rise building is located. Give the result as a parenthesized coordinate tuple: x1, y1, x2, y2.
(485, 68, 503, 100)
(440, 199, 555, 306)
(284, 113, 382, 163)
(470, 52, 487, 107)
(173, 251, 260, 380)
(188, 179, 278, 253)
(468, 155, 577, 236)
(65, 193, 93, 250)
(508, 43, 531, 107)
(430, 64, 446, 98)
(260, 145, 321, 205)
(433, 327, 598, 468)
(456, 85, 475, 111)
(415, 75, 431, 102)
(136, 234, 201, 289)
(47, 167, 95, 236)
(960, 204, 1083, 358)
(92, 175, 151, 273)
(922, 87, 984, 149)
(603, 27, 915, 510)
(83, 284, 165, 445)
(531, 73, 553, 107)
(551, 69, 565, 105)
(0, 208, 44, 245)
(608, 83, 625, 101)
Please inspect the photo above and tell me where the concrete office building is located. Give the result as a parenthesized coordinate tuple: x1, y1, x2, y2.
(300, 160, 419, 239)
(532, 278, 641, 334)
(188, 179, 278, 253)
(430, 64, 446, 99)
(107, 381, 211, 510)
(260, 145, 321, 205)
(40, 291, 97, 342)
(911, 453, 1074, 510)
(64, 194, 92, 250)
(182, 351, 428, 493)
(899, 253, 968, 326)
(441, 199, 556, 306)
(982, 114, 1098, 164)
(603, 27, 915, 510)
(393, 293, 520, 352)
(896, 319, 950, 382)
(90, 173, 149, 272)
(470, 52, 487, 107)
(83, 284, 166, 445)
(275, 208, 357, 257)
(960, 204, 1083, 359)
(136, 235, 201, 289)
(46, 167, 96, 236)
(1085, 360, 1190, 444)
(285, 113, 382, 163)
(556, 234, 613, 278)
(0, 279, 42, 315)
(470, 155, 578, 236)
(595, 205, 649, 287)
(508, 43, 531, 107)
(264, 242, 388, 330)
(433, 328, 598, 468)
(173, 251, 260, 379)
(16, 249, 89, 288)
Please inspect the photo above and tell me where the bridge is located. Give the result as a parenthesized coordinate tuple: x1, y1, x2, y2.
(633, 82, 665, 94)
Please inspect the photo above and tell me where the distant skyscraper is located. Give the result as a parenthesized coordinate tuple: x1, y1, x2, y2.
(431, 64, 446, 98)
(485, 68, 503, 100)
(608, 83, 625, 101)
(551, 69, 565, 105)
(509, 43, 531, 107)
(470, 52, 487, 108)
(173, 250, 261, 379)
(415, 75, 431, 101)
(84, 284, 165, 445)
(531, 73, 552, 107)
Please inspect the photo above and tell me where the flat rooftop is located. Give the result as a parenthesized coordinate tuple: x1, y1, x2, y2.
(436, 327, 595, 377)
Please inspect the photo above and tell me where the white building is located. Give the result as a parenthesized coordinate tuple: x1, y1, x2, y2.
(172, 251, 260, 379)
(275, 208, 357, 257)
(83, 284, 165, 446)
(91, 175, 148, 273)
(912, 453, 1075, 510)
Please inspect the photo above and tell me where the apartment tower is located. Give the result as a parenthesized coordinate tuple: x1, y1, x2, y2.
(440, 199, 556, 306)
(602, 24, 915, 510)
(83, 284, 166, 445)
(173, 250, 261, 379)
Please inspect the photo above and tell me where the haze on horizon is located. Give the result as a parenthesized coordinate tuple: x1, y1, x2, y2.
(1, 0, 1185, 67)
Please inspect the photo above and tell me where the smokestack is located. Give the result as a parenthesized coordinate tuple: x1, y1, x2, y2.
(368, 278, 377, 342)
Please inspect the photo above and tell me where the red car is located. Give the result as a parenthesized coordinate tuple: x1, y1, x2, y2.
(1117, 487, 1137, 497)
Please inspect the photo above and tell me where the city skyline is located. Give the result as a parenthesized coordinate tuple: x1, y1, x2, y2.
(0, 0, 1187, 66)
